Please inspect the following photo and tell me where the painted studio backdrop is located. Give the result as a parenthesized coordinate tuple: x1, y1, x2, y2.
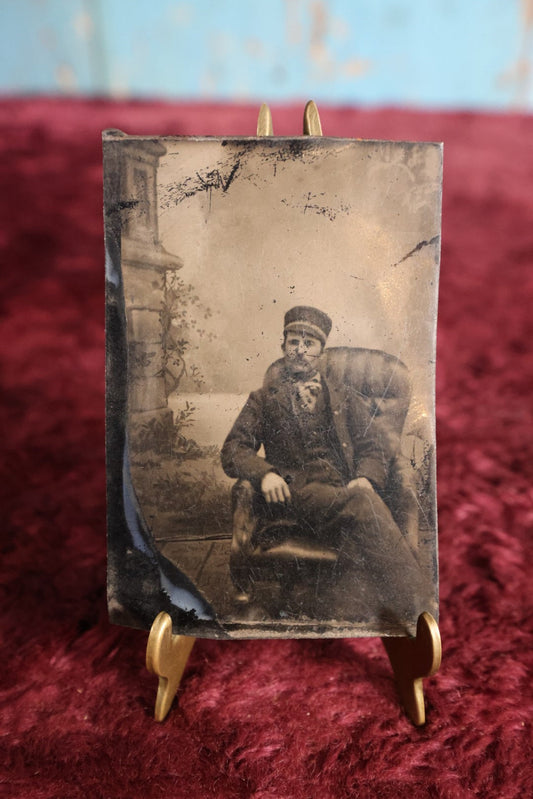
(105, 133, 442, 639)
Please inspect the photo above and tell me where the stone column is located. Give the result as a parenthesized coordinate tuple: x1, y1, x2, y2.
(118, 140, 183, 446)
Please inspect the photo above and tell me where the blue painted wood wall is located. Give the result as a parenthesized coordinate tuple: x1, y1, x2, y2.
(2, 0, 532, 109)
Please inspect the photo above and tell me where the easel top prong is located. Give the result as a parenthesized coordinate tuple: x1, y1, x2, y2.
(303, 100, 323, 136)
(257, 103, 273, 136)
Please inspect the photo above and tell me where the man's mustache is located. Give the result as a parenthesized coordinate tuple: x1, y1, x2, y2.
(289, 353, 319, 362)
(286, 354, 320, 371)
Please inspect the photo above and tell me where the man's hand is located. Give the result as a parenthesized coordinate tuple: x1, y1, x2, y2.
(261, 472, 291, 504)
(347, 477, 374, 493)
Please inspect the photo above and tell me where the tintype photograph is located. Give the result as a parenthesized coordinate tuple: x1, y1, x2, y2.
(104, 132, 442, 639)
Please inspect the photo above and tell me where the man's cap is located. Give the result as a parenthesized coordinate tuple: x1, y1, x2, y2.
(283, 306, 332, 346)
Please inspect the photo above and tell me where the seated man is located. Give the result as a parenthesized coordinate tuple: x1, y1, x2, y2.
(221, 306, 428, 624)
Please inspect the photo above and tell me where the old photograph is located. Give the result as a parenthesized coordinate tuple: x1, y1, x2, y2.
(104, 133, 442, 639)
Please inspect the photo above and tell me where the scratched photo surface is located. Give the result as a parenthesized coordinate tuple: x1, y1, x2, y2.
(104, 134, 442, 639)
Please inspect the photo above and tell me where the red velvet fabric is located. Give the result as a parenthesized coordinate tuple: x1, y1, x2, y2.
(1, 99, 532, 798)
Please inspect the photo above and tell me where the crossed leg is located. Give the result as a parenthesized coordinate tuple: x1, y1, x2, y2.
(289, 481, 430, 625)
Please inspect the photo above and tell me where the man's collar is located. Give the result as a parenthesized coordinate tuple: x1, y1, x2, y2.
(284, 367, 322, 384)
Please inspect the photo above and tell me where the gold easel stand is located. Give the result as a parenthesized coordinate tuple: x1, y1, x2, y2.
(147, 609, 441, 725)
(146, 101, 442, 725)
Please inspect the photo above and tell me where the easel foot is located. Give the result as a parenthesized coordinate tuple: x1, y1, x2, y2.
(382, 612, 441, 726)
(146, 612, 196, 722)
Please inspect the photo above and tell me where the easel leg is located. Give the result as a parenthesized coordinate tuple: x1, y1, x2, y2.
(146, 612, 196, 721)
(382, 612, 441, 726)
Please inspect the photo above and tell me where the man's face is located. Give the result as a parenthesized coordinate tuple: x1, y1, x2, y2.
(282, 330, 323, 374)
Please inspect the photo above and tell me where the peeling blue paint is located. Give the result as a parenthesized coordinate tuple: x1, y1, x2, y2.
(1, 1, 531, 110)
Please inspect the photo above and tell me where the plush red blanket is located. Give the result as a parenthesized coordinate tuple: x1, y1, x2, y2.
(1, 99, 532, 798)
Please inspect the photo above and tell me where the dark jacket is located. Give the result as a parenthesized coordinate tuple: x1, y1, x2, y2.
(221, 347, 411, 494)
